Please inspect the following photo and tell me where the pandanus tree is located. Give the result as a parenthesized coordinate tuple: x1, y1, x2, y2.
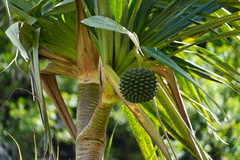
(5, 0, 240, 159)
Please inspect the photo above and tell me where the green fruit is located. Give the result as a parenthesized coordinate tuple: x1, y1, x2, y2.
(120, 67, 158, 103)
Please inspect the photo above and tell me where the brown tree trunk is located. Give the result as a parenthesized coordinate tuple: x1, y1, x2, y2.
(76, 83, 114, 159)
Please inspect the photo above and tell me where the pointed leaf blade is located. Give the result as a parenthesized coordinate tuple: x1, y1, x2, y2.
(123, 105, 158, 160)
(82, 15, 127, 34)
(142, 46, 231, 123)
(5, 22, 29, 61)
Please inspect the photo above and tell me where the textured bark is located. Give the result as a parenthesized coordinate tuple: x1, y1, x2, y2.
(75, 1, 111, 159)
(76, 83, 113, 160)
(77, 83, 100, 133)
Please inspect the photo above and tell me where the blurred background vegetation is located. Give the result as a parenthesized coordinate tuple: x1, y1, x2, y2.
(1, 2, 240, 160)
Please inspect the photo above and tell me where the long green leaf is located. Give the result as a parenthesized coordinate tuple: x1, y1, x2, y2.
(142, 47, 202, 89)
(142, 46, 231, 123)
(8, 3, 36, 24)
(82, 15, 127, 34)
(62, 13, 76, 33)
(134, 0, 155, 33)
(82, 16, 141, 50)
(37, 18, 76, 47)
(44, 0, 75, 16)
(5, 22, 29, 61)
(36, 18, 77, 60)
(180, 91, 220, 124)
(155, 78, 209, 159)
(169, 30, 240, 56)
(123, 105, 158, 160)
(28, 0, 47, 17)
(114, 0, 143, 70)
(31, 28, 52, 154)
(105, 122, 118, 160)
(9, 0, 33, 11)
(172, 56, 240, 92)
(141, 101, 205, 159)
(146, 0, 208, 46)
(160, 11, 240, 48)
(82, 15, 143, 71)
(194, 46, 240, 77)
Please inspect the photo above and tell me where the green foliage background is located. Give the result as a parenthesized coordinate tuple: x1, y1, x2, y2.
(1, 1, 240, 160)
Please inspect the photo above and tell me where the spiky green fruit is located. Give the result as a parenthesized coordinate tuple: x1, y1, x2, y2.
(120, 67, 158, 103)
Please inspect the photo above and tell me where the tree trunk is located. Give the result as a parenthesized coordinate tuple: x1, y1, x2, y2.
(76, 83, 114, 159)
(74, 1, 115, 159)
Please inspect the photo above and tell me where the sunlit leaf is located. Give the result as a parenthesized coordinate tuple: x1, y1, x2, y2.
(169, 30, 240, 56)
(82, 15, 127, 34)
(161, 11, 240, 48)
(142, 46, 231, 124)
(123, 106, 158, 160)
(172, 56, 240, 92)
(82, 16, 141, 52)
(194, 46, 240, 77)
